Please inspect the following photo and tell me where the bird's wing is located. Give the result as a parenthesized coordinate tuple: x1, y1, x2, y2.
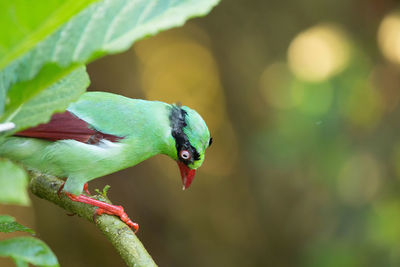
(15, 111, 121, 144)
(66, 91, 141, 137)
(15, 91, 159, 142)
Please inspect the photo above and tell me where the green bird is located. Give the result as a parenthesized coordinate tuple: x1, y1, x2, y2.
(0, 92, 212, 231)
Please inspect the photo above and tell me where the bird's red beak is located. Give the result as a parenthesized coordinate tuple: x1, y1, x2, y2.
(177, 161, 196, 190)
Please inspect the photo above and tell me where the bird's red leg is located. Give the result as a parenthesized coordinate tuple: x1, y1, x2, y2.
(83, 183, 91, 195)
(65, 192, 139, 233)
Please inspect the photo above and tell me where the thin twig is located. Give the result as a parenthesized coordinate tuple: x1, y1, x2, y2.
(28, 171, 157, 267)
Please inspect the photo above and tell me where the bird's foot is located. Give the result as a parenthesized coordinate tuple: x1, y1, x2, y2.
(93, 207, 139, 233)
(65, 192, 139, 233)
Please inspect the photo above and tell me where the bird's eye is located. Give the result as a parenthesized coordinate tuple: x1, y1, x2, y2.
(180, 150, 191, 160)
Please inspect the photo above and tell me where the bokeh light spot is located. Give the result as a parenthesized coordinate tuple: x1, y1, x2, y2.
(378, 12, 400, 64)
(288, 23, 350, 82)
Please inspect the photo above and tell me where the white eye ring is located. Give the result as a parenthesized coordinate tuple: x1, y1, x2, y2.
(180, 150, 191, 160)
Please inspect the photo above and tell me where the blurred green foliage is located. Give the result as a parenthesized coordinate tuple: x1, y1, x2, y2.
(0, 215, 57, 267)
(0, 159, 29, 206)
(0, 215, 34, 234)
(0, 237, 59, 267)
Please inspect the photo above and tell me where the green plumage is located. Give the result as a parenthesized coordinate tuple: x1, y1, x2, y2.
(0, 92, 211, 195)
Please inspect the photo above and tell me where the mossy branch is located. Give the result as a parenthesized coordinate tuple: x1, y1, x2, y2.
(28, 171, 157, 267)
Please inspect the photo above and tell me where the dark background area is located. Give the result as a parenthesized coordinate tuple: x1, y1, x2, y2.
(3, 0, 400, 266)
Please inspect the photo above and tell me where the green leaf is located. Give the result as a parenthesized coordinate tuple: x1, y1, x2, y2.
(4, 64, 78, 118)
(0, 159, 29, 206)
(0, 237, 59, 267)
(0, 215, 35, 234)
(0, 0, 220, 120)
(5, 65, 89, 132)
(0, 0, 100, 70)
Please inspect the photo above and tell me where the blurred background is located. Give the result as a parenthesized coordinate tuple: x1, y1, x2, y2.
(3, 0, 400, 266)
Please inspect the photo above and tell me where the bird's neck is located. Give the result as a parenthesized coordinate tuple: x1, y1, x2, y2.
(123, 100, 176, 162)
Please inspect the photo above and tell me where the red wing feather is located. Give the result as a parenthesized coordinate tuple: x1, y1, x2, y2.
(15, 111, 122, 144)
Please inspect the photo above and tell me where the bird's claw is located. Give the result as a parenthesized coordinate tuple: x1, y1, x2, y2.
(93, 206, 139, 233)
(64, 192, 139, 233)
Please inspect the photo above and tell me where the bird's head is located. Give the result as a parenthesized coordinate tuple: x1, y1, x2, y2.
(168, 104, 212, 189)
